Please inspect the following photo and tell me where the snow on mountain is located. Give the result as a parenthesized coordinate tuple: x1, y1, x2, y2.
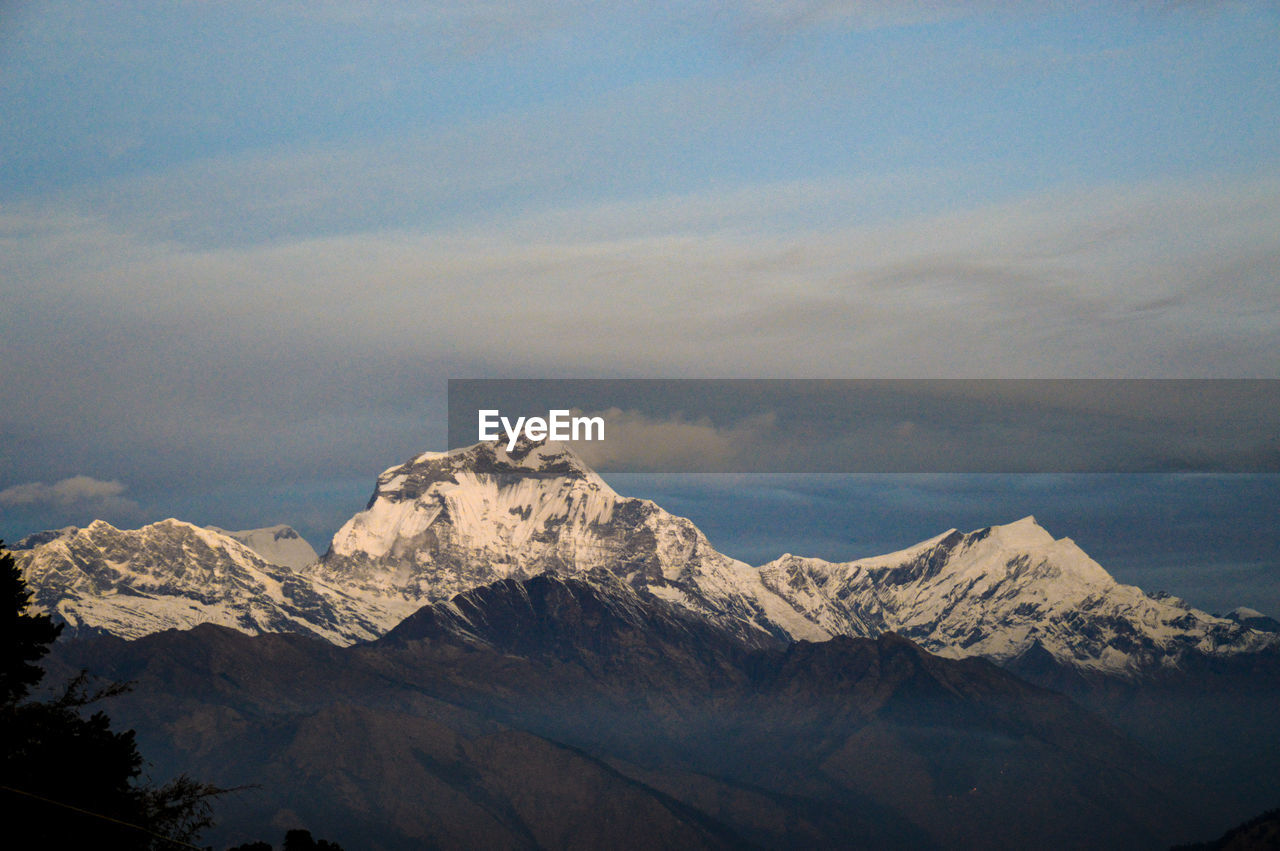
(12, 440, 1277, 675)
(307, 438, 823, 645)
(305, 439, 1277, 674)
(758, 516, 1278, 674)
(206, 524, 318, 570)
(1225, 606, 1280, 633)
(13, 518, 398, 644)
(14, 526, 79, 550)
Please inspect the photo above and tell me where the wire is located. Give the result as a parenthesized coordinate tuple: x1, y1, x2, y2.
(0, 784, 208, 850)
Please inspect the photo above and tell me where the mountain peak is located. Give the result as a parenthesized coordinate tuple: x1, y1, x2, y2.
(13, 516, 393, 644)
(758, 515, 1278, 674)
(326, 439, 621, 568)
(979, 515, 1055, 548)
(207, 524, 318, 570)
(401, 438, 603, 480)
(309, 439, 806, 644)
(1226, 606, 1280, 633)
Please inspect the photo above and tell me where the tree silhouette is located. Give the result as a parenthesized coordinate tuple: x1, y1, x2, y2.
(0, 541, 223, 848)
(229, 829, 345, 850)
(283, 829, 345, 851)
(0, 537, 62, 705)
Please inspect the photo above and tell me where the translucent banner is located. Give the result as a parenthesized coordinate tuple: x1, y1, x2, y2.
(447, 379, 1280, 473)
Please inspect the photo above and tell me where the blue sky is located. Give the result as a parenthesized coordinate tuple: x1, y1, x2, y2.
(1, 2, 1278, 612)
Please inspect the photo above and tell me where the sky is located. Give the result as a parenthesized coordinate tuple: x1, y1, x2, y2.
(1, 1, 1278, 614)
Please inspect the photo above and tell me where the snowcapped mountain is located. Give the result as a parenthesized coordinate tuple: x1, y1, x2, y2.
(1225, 606, 1280, 633)
(12, 518, 397, 644)
(13, 439, 1278, 675)
(307, 438, 822, 645)
(206, 524, 318, 570)
(757, 517, 1278, 674)
(305, 439, 1275, 673)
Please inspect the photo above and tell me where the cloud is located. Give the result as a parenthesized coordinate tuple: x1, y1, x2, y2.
(569, 408, 779, 471)
(4, 171, 1279, 394)
(2, 150, 1278, 533)
(0, 475, 131, 508)
(0, 476, 144, 537)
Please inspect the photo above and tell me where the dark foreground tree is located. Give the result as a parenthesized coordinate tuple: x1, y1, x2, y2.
(228, 829, 345, 851)
(0, 541, 223, 849)
(282, 829, 345, 851)
(0, 537, 62, 704)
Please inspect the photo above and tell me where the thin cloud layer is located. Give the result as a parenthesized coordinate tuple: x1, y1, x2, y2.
(5, 172, 1277, 387)
(0, 475, 127, 507)
(1, 1, 1277, 608)
(570, 408, 780, 471)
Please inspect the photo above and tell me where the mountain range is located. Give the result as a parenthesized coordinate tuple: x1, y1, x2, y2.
(13, 439, 1280, 848)
(15, 439, 1278, 677)
(44, 570, 1212, 850)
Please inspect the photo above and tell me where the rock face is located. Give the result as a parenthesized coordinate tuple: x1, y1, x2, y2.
(14, 439, 1279, 675)
(11, 519, 396, 644)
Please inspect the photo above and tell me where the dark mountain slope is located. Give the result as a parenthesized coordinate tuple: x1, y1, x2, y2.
(1008, 645, 1280, 835)
(48, 575, 1208, 850)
